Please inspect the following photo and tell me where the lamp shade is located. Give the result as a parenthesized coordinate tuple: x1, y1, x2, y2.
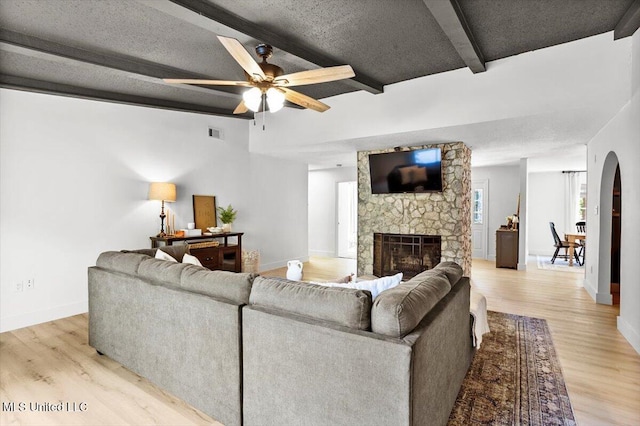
(266, 87, 285, 113)
(243, 87, 262, 112)
(148, 182, 176, 202)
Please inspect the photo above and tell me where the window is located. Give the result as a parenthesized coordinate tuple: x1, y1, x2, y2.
(577, 172, 587, 221)
(473, 189, 483, 224)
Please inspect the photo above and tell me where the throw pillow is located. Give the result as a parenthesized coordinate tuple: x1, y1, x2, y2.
(182, 253, 203, 267)
(155, 249, 177, 262)
(313, 272, 403, 300)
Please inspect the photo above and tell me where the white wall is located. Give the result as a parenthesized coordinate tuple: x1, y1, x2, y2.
(584, 30, 640, 353)
(250, 33, 630, 158)
(528, 172, 566, 255)
(0, 89, 308, 332)
(471, 166, 520, 259)
(308, 167, 357, 256)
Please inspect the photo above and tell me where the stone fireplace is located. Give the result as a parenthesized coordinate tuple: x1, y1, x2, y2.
(373, 233, 441, 279)
(358, 142, 471, 276)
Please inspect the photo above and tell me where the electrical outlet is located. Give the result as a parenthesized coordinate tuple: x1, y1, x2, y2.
(26, 278, 35, 290)
(15, 281, 24, 292)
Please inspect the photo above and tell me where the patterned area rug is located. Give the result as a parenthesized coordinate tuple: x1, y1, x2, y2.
(536, 255, 585, 274)
(449, 311, 576, 425)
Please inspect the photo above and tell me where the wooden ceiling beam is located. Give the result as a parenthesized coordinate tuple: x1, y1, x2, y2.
(165, 0, 384, 94)
(422, 0, 486, 73)
(0, 29, 240, 98)
(0, 75, 248, 119)
(614, 0, 640, 40)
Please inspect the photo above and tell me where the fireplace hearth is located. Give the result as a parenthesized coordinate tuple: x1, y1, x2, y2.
(373, 233, 441, 279)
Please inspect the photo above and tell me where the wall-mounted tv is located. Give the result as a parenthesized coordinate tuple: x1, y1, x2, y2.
(369, 148, 443, 194)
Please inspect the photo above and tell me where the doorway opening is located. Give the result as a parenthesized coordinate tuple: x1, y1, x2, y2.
(337, 181, 357, 259)
(598, 152, 621, 306)
(471, 180, 488, 259)
(611, 165, 621, 305)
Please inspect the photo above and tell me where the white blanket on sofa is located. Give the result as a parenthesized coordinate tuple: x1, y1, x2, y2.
(470, 289, 490, 348)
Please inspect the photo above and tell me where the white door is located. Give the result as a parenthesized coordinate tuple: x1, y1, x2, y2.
(337, 181, 357, 258)
(471, 180, 488, 259)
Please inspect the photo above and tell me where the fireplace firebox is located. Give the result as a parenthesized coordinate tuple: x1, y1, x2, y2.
(373, 233, 441, 279)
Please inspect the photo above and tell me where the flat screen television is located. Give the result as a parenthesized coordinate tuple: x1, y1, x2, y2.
(369, 148, 443, 194)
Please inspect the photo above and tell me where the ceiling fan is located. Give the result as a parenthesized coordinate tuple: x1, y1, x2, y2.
(163, 36, 355, 114)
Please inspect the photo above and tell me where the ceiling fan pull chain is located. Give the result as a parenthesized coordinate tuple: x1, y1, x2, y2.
(262, 93, 266, 130)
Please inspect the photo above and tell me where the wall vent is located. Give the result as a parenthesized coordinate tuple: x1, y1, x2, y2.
(208, 127, 223, 140)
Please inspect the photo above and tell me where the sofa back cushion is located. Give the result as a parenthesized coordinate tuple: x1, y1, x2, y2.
(98, 251, 256, 305)
(138, 258, 192, 284)
(249, 277, 372, 330)
(432, 261, 463, 285)
(181, 268, 256, 305)
(121, 245, 190, 262)
(96, 251, 150, 275)
(371, 271, 452, 337)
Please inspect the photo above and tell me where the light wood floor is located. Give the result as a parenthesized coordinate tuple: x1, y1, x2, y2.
(1, 257, 638, 425)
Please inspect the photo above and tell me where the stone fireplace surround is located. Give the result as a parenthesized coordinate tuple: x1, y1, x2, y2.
(357, 142, 471, 276)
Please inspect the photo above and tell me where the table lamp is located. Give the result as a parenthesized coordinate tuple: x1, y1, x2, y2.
(148, 182, 176, 237)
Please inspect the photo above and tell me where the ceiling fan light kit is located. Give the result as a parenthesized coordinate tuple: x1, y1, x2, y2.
(266, 87, 285, 113)
(163, 36, 355, 115)
(242, 87, 262, 112)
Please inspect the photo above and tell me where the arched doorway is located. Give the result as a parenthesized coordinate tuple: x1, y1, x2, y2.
(598, 152, 621, 305)
(611, 165, 621, 304)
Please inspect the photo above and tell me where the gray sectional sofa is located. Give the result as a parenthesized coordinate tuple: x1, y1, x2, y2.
(89, 249, 255, 426)
(89, 249, 473, 426)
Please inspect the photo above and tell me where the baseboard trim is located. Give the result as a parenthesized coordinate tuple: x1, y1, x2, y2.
(309, 249, 334, 257)
(596, 291, 613, 305)
(0, 301, 87, 333)
(259, 256, 310, 273)
(583, 279, 597, 298)
(617, 316, 640, 355)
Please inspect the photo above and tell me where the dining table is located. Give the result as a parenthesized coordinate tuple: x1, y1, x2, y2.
(564, 232, 586, 266)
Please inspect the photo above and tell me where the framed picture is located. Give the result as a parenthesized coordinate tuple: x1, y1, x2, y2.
(192, 195, 217, 230)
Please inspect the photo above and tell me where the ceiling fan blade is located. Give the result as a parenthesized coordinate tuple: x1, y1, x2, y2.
(163, 78, 251, 86)
(281, 88, 330, 112)
(275, 65, 355, 87)
(217, 36, 266, 81)
(233, 100, 249, 114)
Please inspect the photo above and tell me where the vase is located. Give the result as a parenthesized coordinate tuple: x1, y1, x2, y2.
(222, 223, 231, 233)
(286, 260, 303, 281)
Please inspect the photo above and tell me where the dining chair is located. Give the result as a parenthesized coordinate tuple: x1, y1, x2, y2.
(575, 221, 586, 265)
(549, 222, 580, 264)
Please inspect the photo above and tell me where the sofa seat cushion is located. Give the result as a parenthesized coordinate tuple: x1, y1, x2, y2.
(371, 271, 452, 337)
(249, 277, 372, 330)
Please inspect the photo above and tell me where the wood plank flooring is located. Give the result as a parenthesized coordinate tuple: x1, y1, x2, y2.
(1, 257, 638, 425)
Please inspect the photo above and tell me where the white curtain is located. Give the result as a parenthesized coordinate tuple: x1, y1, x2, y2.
(564, 172, 580, 233)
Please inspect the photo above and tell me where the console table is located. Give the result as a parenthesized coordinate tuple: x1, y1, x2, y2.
(150, 232, 243, 272)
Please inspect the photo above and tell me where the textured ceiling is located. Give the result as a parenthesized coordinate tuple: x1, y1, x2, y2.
(458, 0, 634, 61)
(0, 0, 637, 168)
